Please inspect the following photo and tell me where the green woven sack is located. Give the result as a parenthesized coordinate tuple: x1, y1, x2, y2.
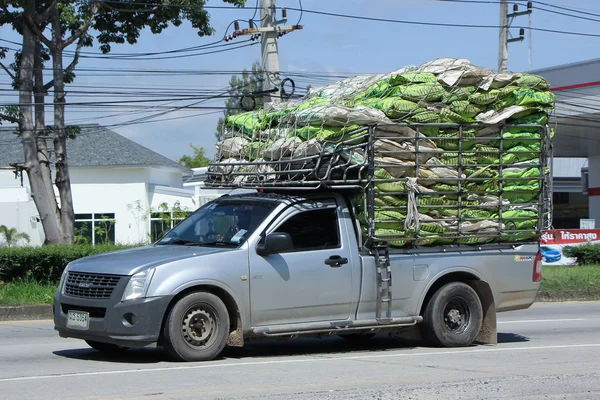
(373, 189, 408, 206)
(295, 97, 331, 111)
(502, 167, 541, 186)
(466, 166, 499, 179)
(434, 129, 478, 151)
(515, 74, 551, 90)
(242, 141, 272, 160)
(227, 110, 269, 135)
(440, 152, 478, 166)
(442, 86, 476, 104)
(358, 97, 424, 119)
(390, 72, 438, 85)
(449, 101, 483, 118)
(501, 89, 555, 108)
(374, 169, 407, 193)
(388, 83, 446, 102)
(469, 90, 500, 105)
(408, 110, 442, 123)
(495, 210, 538, 230)
(460, 208, 494, 219)
(502, 186, 540, 203)
(439, 107, 475, 123)
(491, 131, 540, 149)
(508, 112, 548, 125)
(354, 80, 392, 101)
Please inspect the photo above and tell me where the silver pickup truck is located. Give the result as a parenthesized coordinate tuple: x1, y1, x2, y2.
(54, 191, 542, 361)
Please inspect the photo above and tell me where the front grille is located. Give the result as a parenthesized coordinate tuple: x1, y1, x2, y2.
(61, 303, 106, 318)
(64, 272, 121, 299)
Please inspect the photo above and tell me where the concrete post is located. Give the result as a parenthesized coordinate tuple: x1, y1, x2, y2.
(588, 155, 600, 227)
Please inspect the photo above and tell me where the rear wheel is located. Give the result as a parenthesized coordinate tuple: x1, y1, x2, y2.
(85, 340, 128, 355)
(163, 292, 230, 362)
(423, 282, 483, 347)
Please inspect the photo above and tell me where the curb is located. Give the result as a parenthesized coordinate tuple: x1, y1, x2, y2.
(0, 305, 53, 322)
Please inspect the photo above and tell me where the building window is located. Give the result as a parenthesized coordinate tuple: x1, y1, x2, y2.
(552, 192, 589, 229)
(150, 210, 192, 242)
(74, 213, 116, 245)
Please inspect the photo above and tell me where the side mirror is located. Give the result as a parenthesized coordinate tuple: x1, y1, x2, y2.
(257, 232, 293, 256)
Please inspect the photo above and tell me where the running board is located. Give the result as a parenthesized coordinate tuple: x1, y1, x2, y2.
(252, 316, 422, 337)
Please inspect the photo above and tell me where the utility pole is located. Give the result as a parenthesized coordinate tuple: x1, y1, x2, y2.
(497, 0, 508, 73)
(230, 0, 303, 107)
(260, 0, 280, 105)
(497, 1, 532, 73)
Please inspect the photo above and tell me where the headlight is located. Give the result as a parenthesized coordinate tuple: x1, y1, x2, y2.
(58, 265, 69, 293)
(122, 268, 155, 301)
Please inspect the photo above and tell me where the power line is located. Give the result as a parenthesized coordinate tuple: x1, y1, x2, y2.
(283, 6, 600, 38)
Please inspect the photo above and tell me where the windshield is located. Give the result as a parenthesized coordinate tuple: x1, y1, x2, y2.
(156, 199, 276, 247)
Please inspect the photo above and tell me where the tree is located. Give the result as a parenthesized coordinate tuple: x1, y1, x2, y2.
(0, 0, 245, 244)
(216, 61, 263, 140)
(178, 144, 210, 169)
(0, 225, 31, 247)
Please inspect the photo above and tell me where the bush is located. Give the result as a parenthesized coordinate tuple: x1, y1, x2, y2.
(563, 243, 600, 265)
(0, 244, 141, 284)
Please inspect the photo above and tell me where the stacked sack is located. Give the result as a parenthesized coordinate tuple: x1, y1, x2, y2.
(208, 58, 554, 247)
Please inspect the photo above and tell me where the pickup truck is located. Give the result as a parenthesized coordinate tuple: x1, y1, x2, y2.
(53, 190, 542, 362)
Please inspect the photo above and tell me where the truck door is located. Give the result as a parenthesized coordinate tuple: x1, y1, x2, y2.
(248, 199, 354, 326)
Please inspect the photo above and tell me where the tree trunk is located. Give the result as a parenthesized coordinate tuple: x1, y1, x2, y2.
(20, 0, 64, 244)
(51, 8, 74, 244)
(33, 39, 54, 200)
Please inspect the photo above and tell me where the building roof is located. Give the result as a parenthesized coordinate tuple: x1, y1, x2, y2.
(0, 124, 189, 172)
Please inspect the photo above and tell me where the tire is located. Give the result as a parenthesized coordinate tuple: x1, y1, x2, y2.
(85, 340, 128, 355)
(339, 333, 376, 342)
(423, 282, 483, 347)
(163, 292, 230, 362)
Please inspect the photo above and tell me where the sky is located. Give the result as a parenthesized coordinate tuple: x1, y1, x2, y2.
(1, 0, 600, 161)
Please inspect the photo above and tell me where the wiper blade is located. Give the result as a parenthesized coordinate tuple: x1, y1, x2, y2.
(158, 239, 197, 245)
(199, 241, 238, 247)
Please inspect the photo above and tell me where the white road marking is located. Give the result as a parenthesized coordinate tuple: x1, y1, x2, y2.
(1, 343, 600, 383)
(498, 318, 587, 324)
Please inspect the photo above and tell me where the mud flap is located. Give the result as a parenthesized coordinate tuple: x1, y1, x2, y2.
(227, 312, 244, 347)
(469, 280, 497, 344)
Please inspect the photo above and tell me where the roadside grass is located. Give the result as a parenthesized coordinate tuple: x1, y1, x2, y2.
(537, 264, 600, 302)
(0, 266, 599, 306)
(0, 279, 57, 306)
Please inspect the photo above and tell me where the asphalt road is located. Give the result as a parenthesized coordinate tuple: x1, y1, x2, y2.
(1, 302, 599, 400)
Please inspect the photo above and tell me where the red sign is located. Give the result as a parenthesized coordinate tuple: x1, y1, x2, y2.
(541, 229, 600, 245)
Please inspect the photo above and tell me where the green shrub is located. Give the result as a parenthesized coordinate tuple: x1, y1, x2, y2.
(563, 243, 600, 265)
(0, 244, 141, 284)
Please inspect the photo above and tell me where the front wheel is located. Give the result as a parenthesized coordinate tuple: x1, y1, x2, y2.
(163, 292, 230, 362)
(423, 282, 483, 347)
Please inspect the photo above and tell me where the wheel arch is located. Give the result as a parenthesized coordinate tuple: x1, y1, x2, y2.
(418, 268, 497, 344)
(159, 283, 244, 347)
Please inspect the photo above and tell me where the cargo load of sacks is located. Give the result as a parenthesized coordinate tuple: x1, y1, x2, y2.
(208, 58, 554, 247)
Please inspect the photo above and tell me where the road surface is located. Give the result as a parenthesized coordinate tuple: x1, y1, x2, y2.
(0, 302, 599, 399)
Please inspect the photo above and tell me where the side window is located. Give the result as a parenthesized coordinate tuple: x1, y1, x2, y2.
(275, 208, 340, 252)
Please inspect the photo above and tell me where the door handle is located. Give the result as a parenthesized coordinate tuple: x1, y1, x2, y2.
(325, 255, 349, 267)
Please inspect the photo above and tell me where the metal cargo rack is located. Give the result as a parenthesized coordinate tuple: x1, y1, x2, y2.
(205, 122, 553, 251)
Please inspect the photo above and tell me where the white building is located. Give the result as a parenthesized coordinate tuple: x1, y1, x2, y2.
(0, 124, 205, 246)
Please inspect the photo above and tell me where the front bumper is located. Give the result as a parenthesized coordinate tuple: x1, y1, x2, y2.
(54, 291, 174, 348)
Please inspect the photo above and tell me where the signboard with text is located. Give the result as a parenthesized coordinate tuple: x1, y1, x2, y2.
(540, 229, 600, 266)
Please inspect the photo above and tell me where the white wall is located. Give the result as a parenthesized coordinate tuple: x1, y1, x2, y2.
(0, 165, 193, 246)
(70, 181, 149, 244)
(0, 181, 44, 246)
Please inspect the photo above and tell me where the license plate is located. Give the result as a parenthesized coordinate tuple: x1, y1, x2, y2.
(67, 310, 89, 330)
